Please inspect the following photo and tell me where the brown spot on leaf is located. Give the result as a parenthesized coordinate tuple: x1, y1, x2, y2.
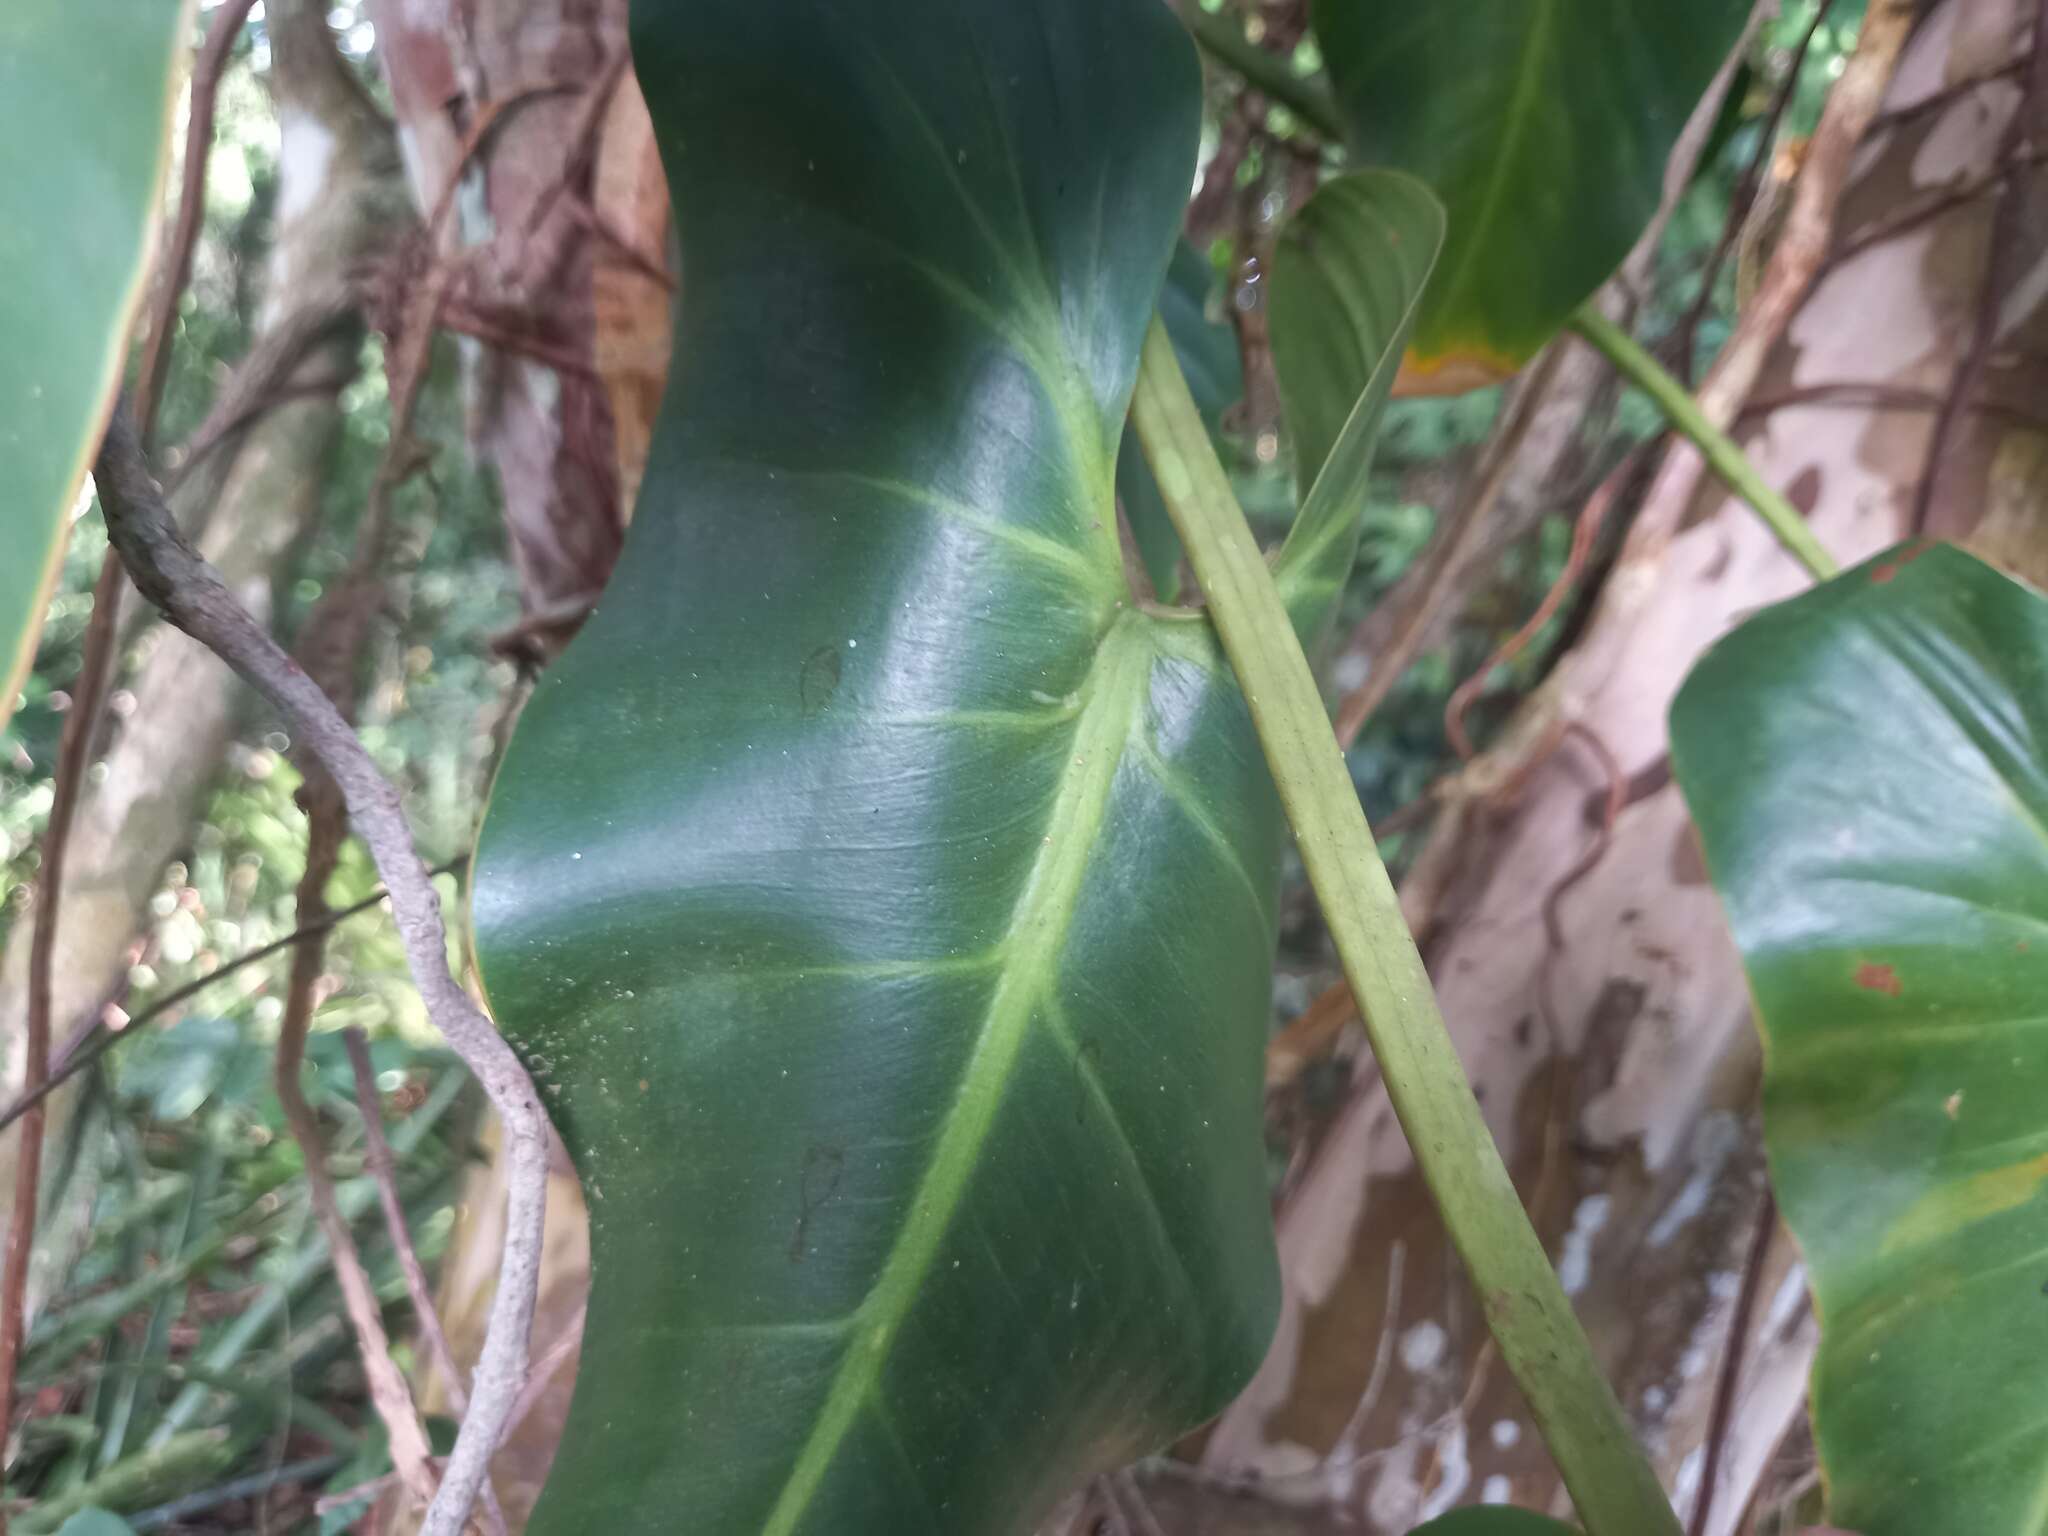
(1855, 961, 1903, 998)
(1871, 539, 1935, 585)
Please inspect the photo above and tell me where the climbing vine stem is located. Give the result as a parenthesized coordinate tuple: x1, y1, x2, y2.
(1570, 303, 1837, 581)
(1130, 316, 1682, 1536)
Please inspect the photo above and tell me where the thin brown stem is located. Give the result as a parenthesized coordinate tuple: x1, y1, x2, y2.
(1689, 1189, 1779, 1536)
(1331, 343, 1567, 749)
(0, 555, 123, 1522)
(1626, 0, 1919, 557)
(93, 408, 550, 1536)
(1824, 143, 2048, 272)
(136, 0, 262, 449)
(1672, 0, 1834, 380)
(344, 1029, 470, 1414)
(0, 862, 466, 1142)
(1444, 446, 1643, 760)
(1910, 0, 2048, 536)
(273, 815, 441, 1513)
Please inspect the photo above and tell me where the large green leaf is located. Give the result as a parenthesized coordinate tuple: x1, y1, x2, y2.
(0, 0, 190, 728)
(1310, 0, 1747, 386)
(472, 1, 1421, 1531)
(1672, 543, 2048, 1536)
(1268, 170, 1444, 638)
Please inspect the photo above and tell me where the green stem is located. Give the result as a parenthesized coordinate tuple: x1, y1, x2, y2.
(1569, 303, 1837, 582)
(1131, 317, 1681, 1536)
(1176, 3, 1348, 143)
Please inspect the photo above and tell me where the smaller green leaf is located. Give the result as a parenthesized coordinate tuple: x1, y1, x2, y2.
(52, 1513, 137, 1536)
(1409, 1512, 1578, 1536)
(1672, 541, 2048, 1536)
(0, 0, 193, 730)
(1117, 241, 1242, 601)
(1267, 169, 1443, 639)
(1310, 0, 1749, 384)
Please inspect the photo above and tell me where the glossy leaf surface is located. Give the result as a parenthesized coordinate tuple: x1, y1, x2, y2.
(470, 0, 1430, 1530)
(1268, 170, 1443, 638)
(0, 0, 188, 728)
(1310, 0, 1746, 386)
(1409, 1511, 1578, 1536)
(1672, 543, 2048, 1536)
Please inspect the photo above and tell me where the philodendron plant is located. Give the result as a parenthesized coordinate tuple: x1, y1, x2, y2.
(464, 0, 1760, 1532)
(22, 0, 1964, 1531)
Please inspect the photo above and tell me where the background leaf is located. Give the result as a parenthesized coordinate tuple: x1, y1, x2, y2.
(467, 0, 1428, 1530)
(1268, 170, 1444, 637)
(1672, 543, 2048, 1536)
(1409, 1510, 1579, 1535)
(51, 1512, 137, 1536)
(1310, 0, 1748, 385)
(0, 0, 191, 729)
(1116, 241, 1241, 602)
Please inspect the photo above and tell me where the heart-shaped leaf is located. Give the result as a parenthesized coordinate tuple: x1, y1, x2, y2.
(0, 0, 191, 728)
(1672, 543, 2048, 1536)
(473, 0, 1424, 1531)
(1268, 169, 1444, 638)
(1311, 0, 1748, 387)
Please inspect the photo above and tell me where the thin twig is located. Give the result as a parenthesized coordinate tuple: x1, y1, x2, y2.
(342, 1030, 511, 1533)
(1910, 0, 2048, 535)
(1624, 0, 1920, 557)
(273, 817, 442, 1512)
(1867, 55, 2028, 135)
(1444, 447, 1644, 760)
(161, 299, 359, 495)
(93, 409, 550, 1536)
(1331, 343, 1568, 748)
(0, 862, 466, 1141)
(0, 556, 122, 1520)
(1822, 142, 2048, 272)
(135, 0, 262, 450)
(344, 1029, 467, 1410)
(1689, 1189, 1779, 1536)
(1672, 0, 1835, 380)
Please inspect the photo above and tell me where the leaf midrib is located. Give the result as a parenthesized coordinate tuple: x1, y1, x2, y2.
(1423, 0, 1557, 343)
(757, 616, 1152, 1536)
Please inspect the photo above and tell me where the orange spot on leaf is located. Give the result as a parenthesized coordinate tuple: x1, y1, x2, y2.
(1871, 539, 1935, 585)
(1855, 961, 1903, 998)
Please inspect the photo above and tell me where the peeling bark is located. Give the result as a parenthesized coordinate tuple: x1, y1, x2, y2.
(0, 0, 403, 1318)
(368, 0, 627, 614)
(1208, 5, 2048, 1531)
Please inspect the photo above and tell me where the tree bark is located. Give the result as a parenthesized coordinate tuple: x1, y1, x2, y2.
(1205, 4, 2048, 1532)
(0, 0, 404, 1319)
(367, 0, 627, 621)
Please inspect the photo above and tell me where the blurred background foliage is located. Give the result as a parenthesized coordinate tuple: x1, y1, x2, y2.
(0, 0, 1859, 1528)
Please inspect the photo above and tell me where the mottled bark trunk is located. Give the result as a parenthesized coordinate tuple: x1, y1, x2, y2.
(1206, 4, 2048, 1532)
(0, 0, 403, 1316)
(367, 0, 627, 617)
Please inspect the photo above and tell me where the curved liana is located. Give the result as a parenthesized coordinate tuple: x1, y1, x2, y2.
(471, 1, 1427, 1530)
